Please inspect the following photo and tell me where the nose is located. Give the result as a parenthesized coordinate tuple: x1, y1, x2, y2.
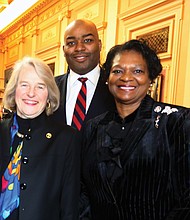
(120, 70, 133, 81)
(27, 86, 35, 97)
(75, 41, 85, 51)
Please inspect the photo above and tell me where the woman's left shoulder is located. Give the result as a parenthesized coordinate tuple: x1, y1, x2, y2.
(153, 101, 190, 119)
(153, 102, 190, 115)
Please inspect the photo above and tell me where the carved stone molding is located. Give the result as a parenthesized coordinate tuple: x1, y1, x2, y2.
(30, 29, 39, 37)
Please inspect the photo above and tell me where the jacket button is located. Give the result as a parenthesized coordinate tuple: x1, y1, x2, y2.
(24, 134, 31, 140)
(22, 156, 29, 164)
(20, 183, 27, 190)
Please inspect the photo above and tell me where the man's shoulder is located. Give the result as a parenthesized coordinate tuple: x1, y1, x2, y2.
(55, 73, 67, 85)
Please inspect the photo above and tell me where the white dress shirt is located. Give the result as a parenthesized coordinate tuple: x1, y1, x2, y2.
(66, 65, 100, 125)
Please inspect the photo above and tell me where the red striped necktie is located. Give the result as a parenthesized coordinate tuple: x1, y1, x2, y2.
(71, 77, 88, 131)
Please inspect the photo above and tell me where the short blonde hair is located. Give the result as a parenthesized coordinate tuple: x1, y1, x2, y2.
(3, 56, 60, 116)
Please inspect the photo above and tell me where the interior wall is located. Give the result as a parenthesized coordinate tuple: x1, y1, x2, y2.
(0, 0, 190, 107)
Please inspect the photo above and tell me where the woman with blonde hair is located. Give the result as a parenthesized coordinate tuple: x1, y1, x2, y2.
(0, 56, 80, 220)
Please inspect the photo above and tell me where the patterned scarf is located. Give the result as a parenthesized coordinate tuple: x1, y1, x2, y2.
(0, 115, 23, 219)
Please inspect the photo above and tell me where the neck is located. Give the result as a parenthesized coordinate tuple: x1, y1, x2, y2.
(116, 101, 141, 119)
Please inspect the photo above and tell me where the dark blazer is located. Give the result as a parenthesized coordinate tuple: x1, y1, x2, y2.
(81, 95, 190, 220)
(52, 68, 115, 127)
(0, 113, 80, 220)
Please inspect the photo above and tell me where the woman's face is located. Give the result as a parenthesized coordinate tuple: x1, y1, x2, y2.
(108, 50, 151, 106)
(15, 65, 48, 119)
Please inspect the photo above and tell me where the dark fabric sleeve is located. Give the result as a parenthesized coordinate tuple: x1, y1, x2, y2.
(60, 129, 81, 220)
(79, 121, 96, 220)
(166, 110, 190, 219)
(79, 181, 91, 220)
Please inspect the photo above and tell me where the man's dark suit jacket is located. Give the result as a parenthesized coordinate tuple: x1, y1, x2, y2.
(52, 68, 115, 128)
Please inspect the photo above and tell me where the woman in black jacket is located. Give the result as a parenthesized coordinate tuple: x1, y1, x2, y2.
(80, 39, 190, 220)
(0, 56, 80, 220)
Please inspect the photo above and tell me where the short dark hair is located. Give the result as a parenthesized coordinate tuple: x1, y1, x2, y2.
(103, 39, 162, 81)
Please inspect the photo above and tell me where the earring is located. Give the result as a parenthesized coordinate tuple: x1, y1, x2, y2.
(46, 100, 51, 109)
(147, 81, 153, 96)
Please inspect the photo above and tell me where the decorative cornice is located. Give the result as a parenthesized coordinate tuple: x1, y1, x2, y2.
(18, 36, 25, 44)
(30, 28, 39, 37)
(0, 0, 68, 34)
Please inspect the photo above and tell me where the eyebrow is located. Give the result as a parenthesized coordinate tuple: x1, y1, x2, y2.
(66, 33, 94, 40)
(19, 80, 46, 85)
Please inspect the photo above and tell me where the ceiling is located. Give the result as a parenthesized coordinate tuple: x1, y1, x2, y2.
(0, 0, 39, 32)
(0, 0, 13, 13)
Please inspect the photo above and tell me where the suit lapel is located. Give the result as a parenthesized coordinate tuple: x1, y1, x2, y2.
(85, 68, 114, 122)
(59, 73, 68, 109)
(85, 75, 103, 121)
(55, 73, 68, 124)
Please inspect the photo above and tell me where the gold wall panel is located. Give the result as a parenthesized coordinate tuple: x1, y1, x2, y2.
(119, 0, 169, 17)
(7, 44, 19, 64)
(23, 36, 33, 56)
(36, 22, 60, 52)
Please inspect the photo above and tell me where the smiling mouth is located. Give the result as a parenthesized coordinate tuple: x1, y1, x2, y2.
(73, 53, 89, 62)
(118, 85, 136, 90)
(74, 56, 87, 62)
(23, 100, 38, 105)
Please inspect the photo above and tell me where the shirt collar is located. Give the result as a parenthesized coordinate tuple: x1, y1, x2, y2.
(69, 65, 100, 86)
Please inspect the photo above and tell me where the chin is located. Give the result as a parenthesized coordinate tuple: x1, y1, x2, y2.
(22, 112, 42, 119)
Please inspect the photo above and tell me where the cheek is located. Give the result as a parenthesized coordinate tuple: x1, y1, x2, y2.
(64, 49, 72, 57)
(108, 74, 117, 85)
(40, 91, 48, 102)
(89, 45, 101, 54)
(39, 98, 48, 110)
(138, 76, 151, 86)
(15, 88, 22, 100)
(108, 76, 117, 94)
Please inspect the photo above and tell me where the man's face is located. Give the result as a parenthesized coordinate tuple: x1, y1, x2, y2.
(63, 21, 102, 74)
